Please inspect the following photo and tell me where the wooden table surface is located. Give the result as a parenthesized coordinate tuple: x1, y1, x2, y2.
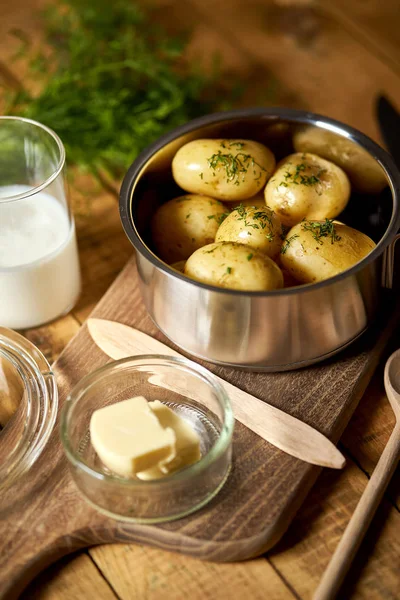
(1, 0, 400, 598)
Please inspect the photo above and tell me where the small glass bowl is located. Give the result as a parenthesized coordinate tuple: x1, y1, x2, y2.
(60, 355, 234, 523)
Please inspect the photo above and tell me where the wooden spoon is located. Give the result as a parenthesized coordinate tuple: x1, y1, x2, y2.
(313, 348, 400, 600)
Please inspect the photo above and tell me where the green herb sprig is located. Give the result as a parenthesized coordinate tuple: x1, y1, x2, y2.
(235, 204, 275, 242)
(207, 151, 266, 186)
(301, 219, 341, 245)
(207, 212, 230, 225)
(220, 140, 245, 150)
(279, 163, 326, 189)
(280, 234, 299, 254)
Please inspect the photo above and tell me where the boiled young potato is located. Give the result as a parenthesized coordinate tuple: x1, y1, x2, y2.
(152, 195, 229, 263)
(293, 126, 387, 194)
(280, 219, 376, 284)
(264, 152, 350, 227)
(215, 205, 283, 259)
(184, 241, 284, 291)
(172, 139, 276, 202)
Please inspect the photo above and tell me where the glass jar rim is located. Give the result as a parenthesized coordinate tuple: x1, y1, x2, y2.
(60, 354, 235, 486)
(0, 116, 66, 204)
(0, 328, 58, 489)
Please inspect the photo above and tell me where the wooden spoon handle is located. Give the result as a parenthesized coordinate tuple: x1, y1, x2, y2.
(313, 426, 400, 600)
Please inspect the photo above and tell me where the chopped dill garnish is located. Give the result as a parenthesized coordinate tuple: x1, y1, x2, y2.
(220, 140, 245, 150)
(247, 253, 253, 261)
(279, 163, 326, 189)
(186, 213, 191, 219)
(226, 266, 232, 274)
(301, 219, 341, 245)
(199, 172, 203, 179)
(280, 234, 299, 254)
(207, 150, 266, 186)
(207, 212, 230, 225)
(234, 204, 275, 242)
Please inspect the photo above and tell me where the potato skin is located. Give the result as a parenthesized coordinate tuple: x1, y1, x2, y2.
(184, 242, 284, 291)
(293, 126, 387, 194)
(280, 221, 376, 284)
(264, 152, 350, 227)
(151, 195, 229, 263)
(215, 205, 283, 259)
(172, 139, 276, 201)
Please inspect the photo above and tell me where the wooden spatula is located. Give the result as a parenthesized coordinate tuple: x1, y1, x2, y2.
(88, 318, 345, 469)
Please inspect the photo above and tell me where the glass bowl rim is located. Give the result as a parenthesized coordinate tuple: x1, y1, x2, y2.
(0, 115, 65, 204)
(0, 328, 58, 488)
(60, 354, 234, 486)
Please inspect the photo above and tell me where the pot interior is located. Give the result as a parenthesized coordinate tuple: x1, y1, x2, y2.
(126, 113, 395, 269)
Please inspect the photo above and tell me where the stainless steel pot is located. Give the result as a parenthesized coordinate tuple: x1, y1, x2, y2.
(120, 108, 400, 371)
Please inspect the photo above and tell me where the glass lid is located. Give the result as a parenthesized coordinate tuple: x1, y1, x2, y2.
(0, 328, 58, 493)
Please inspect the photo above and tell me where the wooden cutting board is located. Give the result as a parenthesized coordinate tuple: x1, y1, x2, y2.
(0, 256, 398, 600)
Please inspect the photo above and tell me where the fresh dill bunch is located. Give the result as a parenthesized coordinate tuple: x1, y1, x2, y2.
(7, 0, 243, 180)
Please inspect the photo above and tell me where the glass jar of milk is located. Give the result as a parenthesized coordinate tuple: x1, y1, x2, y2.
(0, 117, 81, 329)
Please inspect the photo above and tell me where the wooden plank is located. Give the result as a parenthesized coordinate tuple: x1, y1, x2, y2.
(68, 174, 132, 324)
(20, 553, 118, 600)
(89, 544, 294, 600)
(319, 0, 400, 74)
(269, 459, 400, 599)
(0, 0, 46, 101)
(21, 315, 81, 365)
(186, 0, 400, 142)
(341, 366, 400, 508)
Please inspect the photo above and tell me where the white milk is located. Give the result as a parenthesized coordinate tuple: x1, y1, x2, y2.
(0, 185, 81, 329)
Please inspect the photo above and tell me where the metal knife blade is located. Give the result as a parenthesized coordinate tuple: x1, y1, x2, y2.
(376, 95, 400, 168)
(87, 318, 345, 469)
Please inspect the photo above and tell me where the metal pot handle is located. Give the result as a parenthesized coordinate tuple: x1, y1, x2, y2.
(382, 233, 400, 288)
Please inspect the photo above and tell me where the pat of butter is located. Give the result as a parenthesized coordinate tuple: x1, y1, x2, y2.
(90, 396, 176, 477)
(137, 401, 201, 480)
